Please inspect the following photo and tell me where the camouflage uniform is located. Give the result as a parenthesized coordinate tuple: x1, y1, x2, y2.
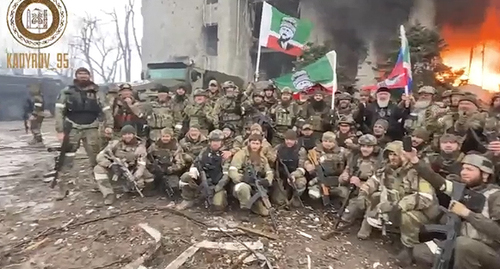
(345, 142, 438, 249)
(25, 84, 45, 144)
(171, 86, 190, 137)
(335, 115, 361, 149)
(268, 87, 300, 145)
(179, 126, 209, 165)
(305, 132, 349, 201)
(147, 128, 186, 191)
(145, 87, 175, 141)
(212, 81, 244, 134)
(336, 92, 359, 121)
(412, 154, 500, 269)
(99, 85, 119, 150)
(183, 89, 215, 136)
(177, 130, 230, 210)
(427, 134, 464, 178)
(54, 69, 113, 199)
(112, 84, 145, 134)
(437, 94, 487, 138)
(233, 123, 276, 164)
(410, 128, 434, 159)
(93, 125, 153, 204)
(341, 134, 379, 187)
(404, 86, 441, 134)
(229, 139, 274, 216)
(241, 90, 268, 127)
(298, 90, 331, 138)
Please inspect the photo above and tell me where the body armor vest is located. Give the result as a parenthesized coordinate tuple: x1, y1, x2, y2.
(299, 136, 316, 151)
(219, 98, 242, 122)
(275, 105, 295, 127)
(277, 144, 300, 174)
(112, 141, 140, 168)
(147, 103, 174, 129)
(65, 86, 101, 124)
(200, 149, 224, 185)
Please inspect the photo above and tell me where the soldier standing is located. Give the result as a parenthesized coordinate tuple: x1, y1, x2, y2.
(171, 85, 190, 137)
(298, 123, 317, 150)
(207, 79, 221, 100)
(404, 86, 440, 134)
(112, 83, 145, 134)
(405, 149, 500, 269)
(298, 89, 331, 140)
(177, 130, 230, 211)
(183, 89, 215, 136)
(213, 81, 244, 134)
(145, 86, 175, 141)
(372, 119, 391, 150)
(263, 83, 278, 109)
(241, 90, 267, 127)
(269, 87, 300, 145)
(93, 125, 152, 205)
(99, 84, 119, 150)
(24, 84, 45, 144)
(335, 115, 360, 149)
(427, 134, 463, 178)
(54, 67, 113, 200)
(229, 134, 274, 218)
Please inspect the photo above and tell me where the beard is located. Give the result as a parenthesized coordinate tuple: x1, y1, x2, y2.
(74, 79, 93, 87)
(312, 99, 326, 110)
(248, 148, 262, 164)
(414, 100, 431, 109)
(377, 99, 389, 108)
(174, 94, 186, 102)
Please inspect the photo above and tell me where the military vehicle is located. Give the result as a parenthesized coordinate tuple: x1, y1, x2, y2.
(141, 61, 244, 93)
(0, 74, 66, 121)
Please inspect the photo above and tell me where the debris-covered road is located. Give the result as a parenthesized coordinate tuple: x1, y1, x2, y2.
(0, 120, 418, 269)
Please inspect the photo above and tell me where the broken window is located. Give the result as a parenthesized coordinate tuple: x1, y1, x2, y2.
(203, 24, 218, 56)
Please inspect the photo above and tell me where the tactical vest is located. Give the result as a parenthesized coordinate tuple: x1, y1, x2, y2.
(405, 107, 427, 131)
(184, 140, 206, 158)
(299, 136, 316, 151)
(65, 86, 101, 124)
(112, 141, 141, 167)
(275, 105, 295, 127)
(461, 187, 500, 248)
(357, 158, 377, 181)
(277, 144, 300, 174)
(114, 103, 140, 131)
(321, 147, 346, 176)
(152, 146, 174, 166)
(147, 103, 174, 129)
(200, 149, 224, 185)
(187, 104, 211, 129)
(219, 98, 242, 122)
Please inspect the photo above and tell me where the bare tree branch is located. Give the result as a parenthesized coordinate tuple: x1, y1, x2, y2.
(129, 0, 142, 61)
(106, 2, 134, 82)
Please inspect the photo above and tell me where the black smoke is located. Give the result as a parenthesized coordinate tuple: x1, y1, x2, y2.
(435, 0, 492, 29)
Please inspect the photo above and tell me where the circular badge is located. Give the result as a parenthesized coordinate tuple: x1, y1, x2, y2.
(6, 0, 68, 49)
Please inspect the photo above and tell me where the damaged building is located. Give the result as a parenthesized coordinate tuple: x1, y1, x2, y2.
(141, 0, 483, 86)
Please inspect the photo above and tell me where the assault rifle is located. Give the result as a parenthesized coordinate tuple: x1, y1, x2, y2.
(315, 163, 332, 206)
(148, 155, 175, 198)
(422, 182, 485, 269)
(276, 157, 304, 207)
(245, 166, 278, 231)
(105, 151, 144, 197)
(45, 121, 73, 189)
(194, 161, 214, 208)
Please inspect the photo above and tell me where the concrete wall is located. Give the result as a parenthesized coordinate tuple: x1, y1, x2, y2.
(141, 0, 253, 80)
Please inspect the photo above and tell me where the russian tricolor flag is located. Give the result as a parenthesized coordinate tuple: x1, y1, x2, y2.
(362, 25, 412, 93)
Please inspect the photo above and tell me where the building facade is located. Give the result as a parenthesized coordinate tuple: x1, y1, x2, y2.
(141, 0, 254, 81)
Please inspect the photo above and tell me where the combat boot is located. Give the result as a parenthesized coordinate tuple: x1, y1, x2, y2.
(251, 200, 269, 216)
(104, 194, 115, 205)
(290, 196, 302, 207)
(357, 218, 372, 240)
(55, 183, 69, 201)
(395, 246, 415, 267)
(175, 200, 194, 210)
(239, 208, 251, 222)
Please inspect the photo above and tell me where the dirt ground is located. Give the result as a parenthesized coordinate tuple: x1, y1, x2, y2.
(0, 119, 419, 269)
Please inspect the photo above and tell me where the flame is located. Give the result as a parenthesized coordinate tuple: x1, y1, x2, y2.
(440, 5, 500, 92)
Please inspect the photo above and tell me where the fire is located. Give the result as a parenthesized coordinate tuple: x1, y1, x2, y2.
(440, 5, 500, 92)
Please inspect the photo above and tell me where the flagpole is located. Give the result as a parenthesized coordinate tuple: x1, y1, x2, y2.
(400, 25, 409, 96)
(255, 45, 262, 81)
(326, 50, 337, 110)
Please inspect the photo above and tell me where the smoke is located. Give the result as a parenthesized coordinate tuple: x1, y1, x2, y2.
(435, 0, 492, 29)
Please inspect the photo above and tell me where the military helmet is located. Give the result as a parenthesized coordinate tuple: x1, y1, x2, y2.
(222, 123, 236, 132)
(418, 86, 436, 95)
(193, 88, 208, 97)
(119, 83, 132, 91)
(462, 154, 494, 174)
(222, 81, 236, 89)
(442, 89, 452, 98)
(281, 87, 293, 94)
(383, 141, 403, 156)
(337, 92, 352, 101)
(450, 88, 464, 96)
(358, 134, 377, 146)
(208, 129, 224, 141)
(253, 90, 265, 98)
(338, 115, 354, 125)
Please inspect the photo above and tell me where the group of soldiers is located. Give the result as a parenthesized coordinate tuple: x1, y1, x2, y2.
(25, 66, 500, 269)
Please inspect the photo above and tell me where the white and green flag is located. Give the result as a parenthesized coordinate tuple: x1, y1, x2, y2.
(273, 50, 337, 94)
(259, 1, 313, 56)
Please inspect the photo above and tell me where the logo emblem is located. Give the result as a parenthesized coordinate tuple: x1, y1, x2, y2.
(6, 0, 68, 49)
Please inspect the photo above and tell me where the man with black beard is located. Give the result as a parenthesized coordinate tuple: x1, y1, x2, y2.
(427, 134, 463, 178)
(299, 89, 331, 140)
(362, 87, 410, 140)
(171, 85, 190, 138)
(298, 123, 317, 150)
(489, 92, 500, 117)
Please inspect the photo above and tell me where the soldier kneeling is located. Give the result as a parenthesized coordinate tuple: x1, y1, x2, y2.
(229, 134, 274, 218)
(176, 130, 230, 211)
(93, 125, 153, 205)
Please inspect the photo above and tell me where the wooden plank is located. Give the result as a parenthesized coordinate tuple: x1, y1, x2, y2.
(196, 241, 263, 251)
(164, 244, 201, 269)
(236, 225, 278, 240)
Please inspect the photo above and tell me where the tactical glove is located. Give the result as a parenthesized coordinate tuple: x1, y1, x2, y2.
(109, 164, 121, 175)
(257, 179, 271, 188)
